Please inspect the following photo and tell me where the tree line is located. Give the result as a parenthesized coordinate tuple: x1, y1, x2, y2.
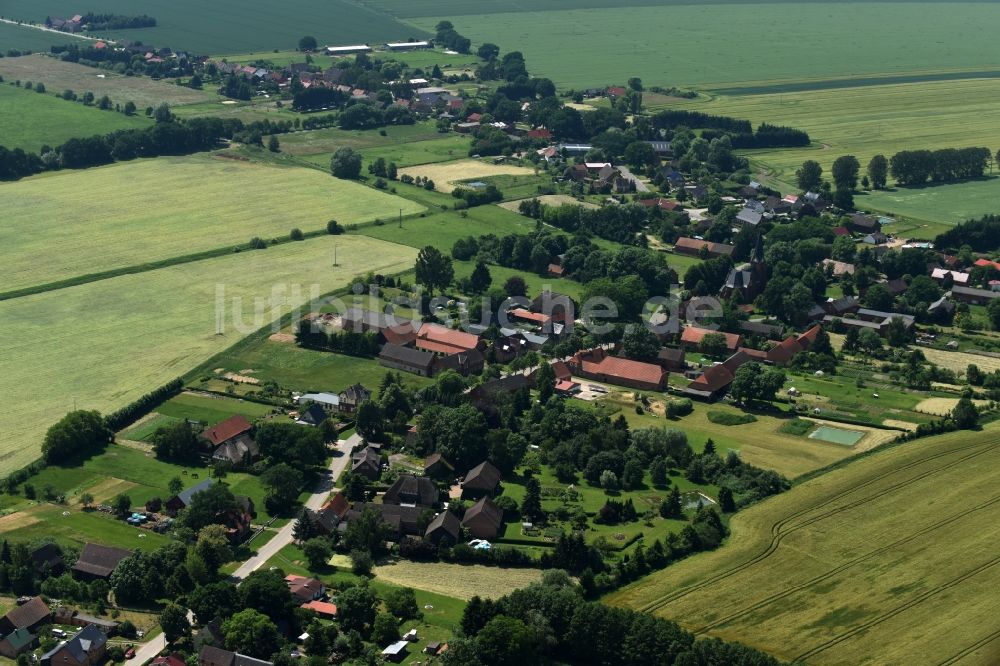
(652, 111, 810, 149)
(889, 147, 991, 185)
(935, 214, 1000, 252)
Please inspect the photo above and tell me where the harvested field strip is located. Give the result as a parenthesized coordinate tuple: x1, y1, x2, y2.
(82, 477, 140, 504)
(373, 560, 543, 600)
(398, 159, 535, 193)
(1, 155, 423, 293)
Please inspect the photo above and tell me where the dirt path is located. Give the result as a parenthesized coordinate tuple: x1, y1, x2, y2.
(0, 17, 111, 43)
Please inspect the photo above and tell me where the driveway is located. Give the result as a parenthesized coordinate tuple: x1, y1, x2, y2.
(617, 166, 650, 192)
(229, 434, 356, 581)
(123, 633, 165, 666)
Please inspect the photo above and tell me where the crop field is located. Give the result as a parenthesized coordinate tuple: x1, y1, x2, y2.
(0, 55, 217, 109)
(401, 3, 1000, 89)
(606, 425, 1000, 665)
(0, 234, 416, 475)
(0, 21, 90, 51)
(278, 122, 448, 157)
(861, 178, 1000, 228)
(398, 159, 536, 193)
(0, 83, 149, 152)
(1, 154, 424, 293)
(352, 204, 537, 248)
(372, 560, 543, 600)
(1, 0, 428, 55)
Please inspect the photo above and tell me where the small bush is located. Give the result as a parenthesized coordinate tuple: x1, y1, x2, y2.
(707, 411, 757, 426)
(290, 228, 304, 241)
(779, 418, 814, 436)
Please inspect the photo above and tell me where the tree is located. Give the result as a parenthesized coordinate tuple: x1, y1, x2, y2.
(599, 470, 620, 491)
(41, 410, 111, 464)
(384, 587, 421, 621)
(477, 43, 500, 60)
(414, 245, 454, 294)
(298, 35, 318, 51)
(337, 584, 377, 633)
(196, 524, 234, 572)
(189, 581, 238, 624)
(952, 394, 979, 429)
(699, 333, 728, 358)
(153, 103, 172, 123)
(469, 260, 492, 293)
(343, 507, 392, 556)
(268, 135, 280, 152)
(292, 508, 315, 542)
(168, 476, 183, 496)
(868, 154, 889, 189)
(718, 486, 736, 513)
(302, 537, 332, 570)
(832, 188, 854, 210)
(476, 615, 536, 665)
(223, 609, 281, 659)
(622, 324, 660, 361)
(123, 101, 136, 116)
(857, 328, 883, 361)
(832, 155, 861, 191)
(79, 492, 94, 509)
(151, 420, 200, 463)
(988, 297, 1000, 330)
(261, 463, 304, 515)
(627, 77, 643, 91)
(535, 362, 555, 405)
(330, 147, 362, 179)
(372, 612, 400, 646)
(240, 569, 293, 622)
(623, 141, 657, 169)
(729, 363, 786, 405)
(796, 160, 823, 192)
(660, 486, 684, 518)
(181, 482, 239, 531)
(503, 275, 527, 297)
(159, 602, 191, 643)
(521, 477, 543, 523)
(112, 493, 131, 518)
(650, 458, 668, 487)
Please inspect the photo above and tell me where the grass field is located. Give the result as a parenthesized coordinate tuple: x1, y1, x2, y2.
(1, 0, 428, 54)
(398, 159, 536, 193)
(0, 83, 149, 152)
(606, 424, 1000, 665)
(0, 21, 90, 51)
(351, 205, 537, 249)
(0, 55, 217, 109)
(403, 4, 1000, 88)
(373, 560, 543, 600)
(1, 154, 424, 292)
(860, 178, 1000, 228)
(0, 502, 170, 552)
(0, 235, 416, 475)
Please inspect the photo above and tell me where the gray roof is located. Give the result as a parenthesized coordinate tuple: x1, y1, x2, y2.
(298, 392, 340, 407)
(379, 343, 435, 370)
(42, 625, 107, 664)
(175, 478, 215, 507)
(736, 208, 763, 226)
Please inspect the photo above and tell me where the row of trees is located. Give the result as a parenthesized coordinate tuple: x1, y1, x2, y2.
(890, 147, 992, 185)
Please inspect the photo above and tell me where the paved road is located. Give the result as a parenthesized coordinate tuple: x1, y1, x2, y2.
(617, 166, 650, 192)
(0, 17, 110, 42)
(229, 435, 358, 581)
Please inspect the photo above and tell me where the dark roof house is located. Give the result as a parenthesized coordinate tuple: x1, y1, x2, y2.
(461, 462, 502, 498)
(461, 497, 504, 540)
(379, 344, 436, 376)
(383, 475, 439, 507)
(72, 544, 132, 580)
(0, 597, 50, 635)
(424, 511, 461, 545)
(40, 624, 107, 666)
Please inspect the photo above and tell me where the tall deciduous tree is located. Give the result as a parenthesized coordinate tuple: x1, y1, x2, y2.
(868, 154, 889, 189)
(330, 147, 362, 179)
(223, 609, 281, 659)
(414, 245, 454, 294)
(41, 410, 111, 464)
(795, 160, 823, 192)
(832, 155, 861, 191)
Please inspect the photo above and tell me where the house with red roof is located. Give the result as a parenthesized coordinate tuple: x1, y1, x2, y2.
(974, 258, 1000, 272)
(673, 237, 735, 259)
(568, 348, 666, 391)
(414, 323, 483, 356)
(527, 128, 553, 140)
(201, 415, 252, 450)
(679, 326, 743, 352)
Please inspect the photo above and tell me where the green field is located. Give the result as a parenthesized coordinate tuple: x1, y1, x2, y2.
(403, 4, 1000, 88)
(1, 154, 424, 292)
(0, 55, 218, 109)
(0, 234, 417, 475)
(606, 424, 1000, 666)
(0, 83, 149, 152)
(352, 205, 537, 249)
(861, 178, 1000, 228)
(0, 21, 90, 51)
(1, 0, 428, 54)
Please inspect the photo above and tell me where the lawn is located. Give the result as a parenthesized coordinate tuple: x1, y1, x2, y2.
(0, 55, 217, 109)
(0, 81, 149, 152)
(155, 393, 277, 424)
(0, 21, 90, 51)
(0, 234, 416, 475)
(1, 154, 424, 293)
(609, 397, 874, 479)
(195, 339, 433, 395)
(1, 0, 428, 54)
(0, 502, 169, 552)
(278, 121, 454, 158)
(372, 560, 543, 600)
(605, 424, 1000, 666)
(860, 178, 1000, 230)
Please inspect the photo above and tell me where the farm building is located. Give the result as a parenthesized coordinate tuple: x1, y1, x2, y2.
(674, 237, 735, 259)
(72, 543, 132, 581)
(0, 628, 36, 659)
(307, 492, 350, 534)
(462, 461, 503, 499)
(202, 415, 254, 458)
(285, 574, 325, 603)
(351, 445, 384, 480)
(301, 600, 337, 619)
(379, 343, 436, 376)
(199, 646, 272, 666)
(383, 475, 440, 507)
(415, 323, 484, 355)
(423, 453, 454, 479)
(568, 348, 667, 391)
(424, 510, 461, 545)
(325, 45, 371, 55)
(0, 597, 50, 636)
(462, 497, 504, 540)
(385, 41, 431, 50)
(433, 348, 485, 376)
(679, 326, 743, 353)
(951, 285, 1000, 304)
(165, 478, 216, 516)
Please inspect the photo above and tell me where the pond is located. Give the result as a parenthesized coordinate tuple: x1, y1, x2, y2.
(809, 425, 865, 446)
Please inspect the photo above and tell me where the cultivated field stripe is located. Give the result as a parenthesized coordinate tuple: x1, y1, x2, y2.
(636, 437, 997, 613)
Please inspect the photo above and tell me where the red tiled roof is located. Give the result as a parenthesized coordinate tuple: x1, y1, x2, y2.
(797, 324, 822, 348)
(581, 356, 665, 386)
(417, 324, 480, 352)
(415, 338, 466, 355)
(975, 258, 1000, 271)
(833, 226, 850, 236)
(607, 86, 626, 96)
(512, 308, 551, 324)
(527, 128, 553, 139)
(324, 492, 350, 518)
(674, 237, 734, 256)
(302, 600, 337, 617)
(203, 415, 252, 446)
(680, 326, 742, 350)
(551, 361, 572, 380)
(688, 364, 734, 392)
(547, 263, 565, 276)
(766, 336, 803, 363)
(383, 325, 417, 346)
(554, 380, 578, 392)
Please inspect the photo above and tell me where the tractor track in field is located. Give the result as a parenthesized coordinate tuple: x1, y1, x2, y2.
(635, 436, 998, 615)
(793, 551, 1000, 662)
(694, 489, 1000, 633)
(936, 627, 1000, 665)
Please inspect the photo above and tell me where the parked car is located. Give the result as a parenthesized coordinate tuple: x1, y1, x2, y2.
(125, 648, 135, 659)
